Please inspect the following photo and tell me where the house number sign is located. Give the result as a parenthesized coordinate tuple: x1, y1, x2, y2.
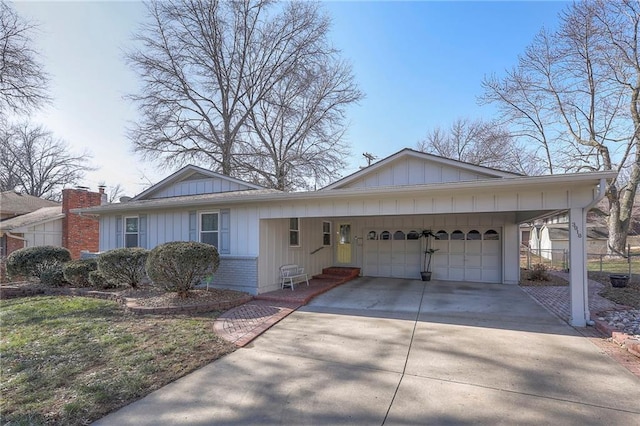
(571, 222, 583, 238)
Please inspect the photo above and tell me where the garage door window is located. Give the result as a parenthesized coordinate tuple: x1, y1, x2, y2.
(484, 230, 500, 240)
(467, 230, 481, 240)
(451, 230, 465, 240)
(393, 231, 405, 240)
(380, 231, 390, 240)
(407, 230, 420, 240)
(435, 230, 448, 240)
(367, 231, 377, 240)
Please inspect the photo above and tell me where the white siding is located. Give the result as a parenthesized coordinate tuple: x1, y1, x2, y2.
(257, 186, 596, 220)
(22, 219, 63, 248)
(149, 177, 254, 198)
(258, 217, 334, 293)
(342, 157, 496, 189)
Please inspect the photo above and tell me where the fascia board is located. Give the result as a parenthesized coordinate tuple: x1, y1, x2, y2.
(74, 171, 616, 215)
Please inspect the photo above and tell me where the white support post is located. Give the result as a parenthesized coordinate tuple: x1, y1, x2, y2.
(568, 208, 588, 327)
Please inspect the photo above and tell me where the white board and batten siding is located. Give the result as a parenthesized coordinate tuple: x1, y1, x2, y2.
(258, 217, 333, 293)
(148, 177, 255, 199)
(99, 206, 260, 255)
(332, 156, 502, 189)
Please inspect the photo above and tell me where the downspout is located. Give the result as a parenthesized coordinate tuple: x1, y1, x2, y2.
(582, 178, 608, 326)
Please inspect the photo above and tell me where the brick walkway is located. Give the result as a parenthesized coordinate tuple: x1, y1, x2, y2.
(213, 300, 301, 347)
(520, 271, 623, 322)
(214, 269, 360, 347)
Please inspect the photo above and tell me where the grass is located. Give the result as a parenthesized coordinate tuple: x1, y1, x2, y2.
(0, 296, 235, 425)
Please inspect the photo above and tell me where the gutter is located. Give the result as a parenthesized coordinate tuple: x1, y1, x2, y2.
(585, 177, 608, 210)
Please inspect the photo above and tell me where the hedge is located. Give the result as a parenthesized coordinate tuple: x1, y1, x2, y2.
(97, 248, 149, 288)
(146, 241, 219, 297)
(63, 258, 98, 287)
(6, 246, 71, 280)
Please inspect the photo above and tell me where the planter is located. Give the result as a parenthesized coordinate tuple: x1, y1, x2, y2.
(609, 274, 629, 288)
(420, 271, 432, 282)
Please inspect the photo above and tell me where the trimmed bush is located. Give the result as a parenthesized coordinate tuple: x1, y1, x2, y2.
(97, 248, 149, 288)
(528, 263, 550, 281)
(146, 241, 219, 297)
(63, 259, 98, 287)
(88, 270, 118, 289)
(6, 246, 71, 280)
(39, 261, 67, 287)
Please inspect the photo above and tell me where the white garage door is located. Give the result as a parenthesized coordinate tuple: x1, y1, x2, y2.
(363, 228, 502, 283)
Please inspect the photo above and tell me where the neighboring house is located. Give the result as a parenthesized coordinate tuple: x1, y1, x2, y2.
(76, 148, 614, 327)
(0, 188, 106, 258)
(530, 223, 608, 261)
(0, 190, 59, 220)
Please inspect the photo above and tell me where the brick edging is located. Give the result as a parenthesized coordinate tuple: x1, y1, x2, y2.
(2, 285, 253, 315)
(593, 312, 640, 359)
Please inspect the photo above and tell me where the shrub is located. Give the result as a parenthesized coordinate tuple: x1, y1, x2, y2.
(97, 248, 149, 288)
(528, 263, 550, 281)
(63, 259, 97, 287)
(88, 270, 118, 289)
(146, 241, 219, 297)
(38, 261, 67, 287)
(6, 246, 71, 280)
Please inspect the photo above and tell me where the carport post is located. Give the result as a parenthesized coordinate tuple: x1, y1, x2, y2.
(568, 208, 588, 327)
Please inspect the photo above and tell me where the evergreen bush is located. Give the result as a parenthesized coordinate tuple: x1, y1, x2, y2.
(6, 246, 71, 280)
(97, 248, 149, 288)
(38, 261, 67, 286)
(146, 241, 219, 297)
(63, 258, 98, 287)
(88, 270, 118, 289)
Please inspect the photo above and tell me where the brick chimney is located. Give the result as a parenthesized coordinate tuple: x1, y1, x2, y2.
(62, 187, 103, 259)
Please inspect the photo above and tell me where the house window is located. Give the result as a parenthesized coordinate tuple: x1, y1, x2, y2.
(124, 217, 139, 248)
(200, 212, 219, 247)
(289, 218, 300, 247)
(322, 221, 331, 246)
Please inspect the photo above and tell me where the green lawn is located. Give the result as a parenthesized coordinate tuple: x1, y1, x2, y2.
(0, 296, 235, 425)
(587, 257, 639, 275)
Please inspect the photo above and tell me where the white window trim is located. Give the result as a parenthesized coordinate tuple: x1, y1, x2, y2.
(322, 221, 332, 246)
(124, 216, 139, 248)
(199, 211, 220, 246)
(289, 218, 300, 247)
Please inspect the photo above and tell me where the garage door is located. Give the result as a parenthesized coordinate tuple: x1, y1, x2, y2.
(363, 228, 502, 283)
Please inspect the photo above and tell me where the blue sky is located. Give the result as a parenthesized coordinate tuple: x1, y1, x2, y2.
(13, 1, 568, 196)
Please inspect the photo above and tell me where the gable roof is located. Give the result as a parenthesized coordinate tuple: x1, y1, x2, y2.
(0, 206, 64, 232)
(322, 148, 521, 190)
(0, 191, 60, 216)
(132, 164, 266, 201)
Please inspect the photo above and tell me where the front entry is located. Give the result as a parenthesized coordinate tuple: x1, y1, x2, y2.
(336, 223, 352, 264)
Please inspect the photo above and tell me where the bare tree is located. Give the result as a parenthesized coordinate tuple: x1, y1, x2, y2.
(126, 0, 359, 190)
(238, 56, 362, 190)
(481, 0, 640, 254)
(0, 1, 49, 115)
(416, 118, 542, 175)
(0, 122, 92, 200)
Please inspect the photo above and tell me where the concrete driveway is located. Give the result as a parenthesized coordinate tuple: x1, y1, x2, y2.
(94, 278, 640, 425)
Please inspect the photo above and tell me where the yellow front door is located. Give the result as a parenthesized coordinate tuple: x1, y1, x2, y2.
(336, 223, 352, 264)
